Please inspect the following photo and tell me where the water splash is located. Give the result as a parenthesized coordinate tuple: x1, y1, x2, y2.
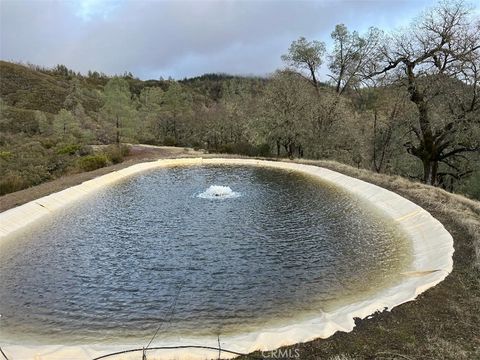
(197, 185, 240, 199)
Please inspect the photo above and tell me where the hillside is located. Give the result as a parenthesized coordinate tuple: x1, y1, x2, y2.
(0, 61, 264, 113)
(0, 61, 69, 113)
(0, 60, 479, 199)
(0, 61, 270, 195)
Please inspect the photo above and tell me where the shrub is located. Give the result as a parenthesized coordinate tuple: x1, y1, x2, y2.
(0, 173, 27, 195)
(217, 143, 234, 154)
(0, 150, 13, 160)
(40, 138, 56, 149)
(120, 144, 130, 156)
(56, 143, 81, 155)
(76, 154, 108, 171)
(22, 165, 53, 185)
(78, 145, 93, 156)
(255, 143, 271, 157)
(103, 144, 129, 164)
(457, 171, 480, 200)
(191, 141, 203, 151)
(163, 137, 176, 146)
(0, 105, 39, 135)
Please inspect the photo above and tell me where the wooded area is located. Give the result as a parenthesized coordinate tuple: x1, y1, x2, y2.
(0, 1, 479, 198)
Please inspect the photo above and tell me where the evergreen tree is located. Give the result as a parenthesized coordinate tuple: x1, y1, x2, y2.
(102, 77, 135, 145)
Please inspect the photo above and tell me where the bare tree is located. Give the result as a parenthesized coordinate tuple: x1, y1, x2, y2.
(370, 89, 411, 173)
(369, 0, 480, 185)
(328, 24, 382, 95)
(261, 71, 312, 158)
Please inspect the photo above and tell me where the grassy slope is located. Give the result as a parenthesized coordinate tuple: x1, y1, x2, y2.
(0, 61, 69, 113)
(0, 61, 104, 114)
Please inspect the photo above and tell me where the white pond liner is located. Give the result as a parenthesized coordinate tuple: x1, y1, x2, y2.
(0, 158, 454, 360)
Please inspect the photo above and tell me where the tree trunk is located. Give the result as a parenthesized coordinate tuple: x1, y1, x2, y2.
(298, 144, 304, 158)
(309, 64, 319, 94)
(422, 159, 439, 185)
(417, 102, 438, 185)
(335, 65, 345, 94)
(406, 64, 438, 185)
(287, 143, 294, 159)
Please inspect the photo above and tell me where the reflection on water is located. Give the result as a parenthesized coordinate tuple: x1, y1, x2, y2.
(0, 165, 412, 345)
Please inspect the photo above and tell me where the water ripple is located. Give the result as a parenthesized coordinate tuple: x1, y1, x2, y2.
(0, 165, 412, 344)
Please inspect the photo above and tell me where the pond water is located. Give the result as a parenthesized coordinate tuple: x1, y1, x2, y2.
(0, 165, 412, 345)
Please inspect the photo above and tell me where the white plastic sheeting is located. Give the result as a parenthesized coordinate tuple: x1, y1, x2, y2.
(0, 158, 454, 360)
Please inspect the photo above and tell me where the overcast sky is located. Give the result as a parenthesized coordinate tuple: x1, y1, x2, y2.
(0, 0, 446, 80)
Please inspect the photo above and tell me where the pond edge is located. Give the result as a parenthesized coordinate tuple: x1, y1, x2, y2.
(0, 158, 454, 360)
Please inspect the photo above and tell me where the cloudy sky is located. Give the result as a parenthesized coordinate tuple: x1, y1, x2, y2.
(1, 0, 444, 80)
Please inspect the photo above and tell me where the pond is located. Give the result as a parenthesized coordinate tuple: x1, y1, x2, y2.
(0, 165, 412, 345)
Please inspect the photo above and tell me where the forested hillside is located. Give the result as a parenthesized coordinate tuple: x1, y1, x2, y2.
(0, 1, 479, 199)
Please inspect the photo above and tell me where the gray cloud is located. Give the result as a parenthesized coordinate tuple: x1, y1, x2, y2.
(1, 0, 438, 79)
